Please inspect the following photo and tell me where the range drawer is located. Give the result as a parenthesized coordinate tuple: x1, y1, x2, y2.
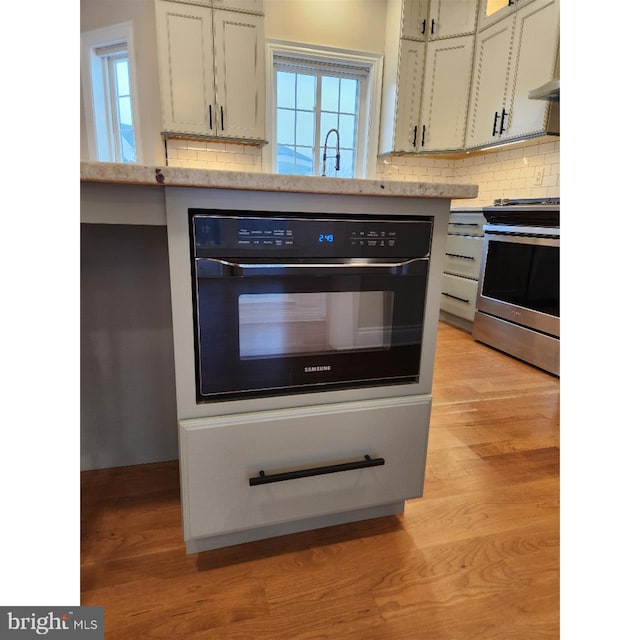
(448, 212, 485, 236)
(440, 272, 479, 322)
(444, 234, 483, 279)
(179, 396, 431, 541)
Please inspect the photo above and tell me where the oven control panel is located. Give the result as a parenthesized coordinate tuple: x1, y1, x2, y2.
(191, 210, 433, 259)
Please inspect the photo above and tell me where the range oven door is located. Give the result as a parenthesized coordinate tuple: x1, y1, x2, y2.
(193, 258, 429, 402)
(476, 230, 559, 337)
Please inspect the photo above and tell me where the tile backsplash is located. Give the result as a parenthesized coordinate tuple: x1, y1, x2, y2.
(166, 137, 559, 206)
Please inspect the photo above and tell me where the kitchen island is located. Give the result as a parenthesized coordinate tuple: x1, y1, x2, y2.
(81, 161, 478, 551)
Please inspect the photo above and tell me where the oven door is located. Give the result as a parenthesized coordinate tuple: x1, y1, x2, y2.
(476, 231, 559, 337)
(193, 257, 429, 402)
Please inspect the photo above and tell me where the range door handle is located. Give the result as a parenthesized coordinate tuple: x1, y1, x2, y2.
(195, 256, 430, 277)
(249, 454, 385, 486)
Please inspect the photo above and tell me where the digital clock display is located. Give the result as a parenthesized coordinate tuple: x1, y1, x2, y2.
(318, 234, 335, 243)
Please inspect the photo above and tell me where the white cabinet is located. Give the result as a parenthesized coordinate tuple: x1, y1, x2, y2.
(212, 0, 264, 12)
(155, 0, 265, 141)
(379, 36, 426, 153)
(477, 0, 535, 30)
(440, 210, 486, 329)
(465, 0, 558, 149)
(179, 396, 431, 549)
(418, 35, 475, 151)
(427, 0, 478, 39)
(401, 0, 429, 40)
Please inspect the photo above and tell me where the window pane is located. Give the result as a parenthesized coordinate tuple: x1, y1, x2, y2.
(115, 59, 130, 97)
(321, 76, 340, 112)
(339, 78, 358, 113)
(296, 110, 315, 147)
(294, 146, 314, 175)
(320, 112, 338, 140)
(118, 96, 133, 126)
(277, 71, 296, 109)
(296, 73, 316, 111)
(338, 114, 356, 147)
(339, 149, 354, 178)
(277, 108, 295, 145)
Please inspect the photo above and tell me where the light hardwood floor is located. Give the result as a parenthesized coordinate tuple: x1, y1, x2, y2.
(81, 322, 560, 639)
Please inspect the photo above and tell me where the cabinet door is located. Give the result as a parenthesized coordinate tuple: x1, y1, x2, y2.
(420, 35, 474, 151)
(401, 0, 429, 40)
(393, 39, 426, 152)
(501, 0, 559, 141)
(477, 0, 516, 31)
(155, 1, 216, 136)
(212, 10, 266, 140)
(212, 0, 264, 13)
(427, 0, 478, 39)
(465, 15, 513, 149)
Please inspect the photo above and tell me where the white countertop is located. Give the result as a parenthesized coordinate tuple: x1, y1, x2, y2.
(81, 161, 478, 200)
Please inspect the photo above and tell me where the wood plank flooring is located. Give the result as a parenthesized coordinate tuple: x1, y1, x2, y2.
(81, 322, 560, 639)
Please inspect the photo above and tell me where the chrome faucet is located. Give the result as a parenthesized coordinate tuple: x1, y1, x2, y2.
(321, 128, 340, 176)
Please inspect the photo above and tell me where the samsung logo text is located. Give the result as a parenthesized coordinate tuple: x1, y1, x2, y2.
(304, 365, 331, 372)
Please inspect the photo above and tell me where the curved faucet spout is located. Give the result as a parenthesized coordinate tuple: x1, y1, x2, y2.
(322, 128, 341, 176)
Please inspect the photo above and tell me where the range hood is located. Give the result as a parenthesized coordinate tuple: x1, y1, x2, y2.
(528, 79, 559, 101)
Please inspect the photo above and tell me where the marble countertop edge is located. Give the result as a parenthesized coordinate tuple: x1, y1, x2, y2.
(81, 161, 478, 200)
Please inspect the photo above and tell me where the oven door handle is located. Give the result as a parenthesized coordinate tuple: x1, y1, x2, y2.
(195, 257, 429, 277)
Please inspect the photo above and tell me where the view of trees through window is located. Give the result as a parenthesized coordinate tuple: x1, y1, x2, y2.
(275, 70, 359, 178)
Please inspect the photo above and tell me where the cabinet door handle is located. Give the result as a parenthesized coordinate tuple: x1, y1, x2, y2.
(249, 454, 385, 486)
(442, 292, 470, 304)
(445, 252, 475, 261)
(209, 105, 213, 130)
(500, 108, 508, 133)
(422, 19, 426, 34)
(421, 124, 426, 147)
(220, 106, 224, 131)
(431, 18, 435, 34)
(412, 125, 418, 147)
(492, 111, 499, 136)
(450, 222, 480, 227)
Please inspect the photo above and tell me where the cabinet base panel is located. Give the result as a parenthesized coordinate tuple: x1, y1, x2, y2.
(185, 501, 405, 554)
(439, 310, 473, 333)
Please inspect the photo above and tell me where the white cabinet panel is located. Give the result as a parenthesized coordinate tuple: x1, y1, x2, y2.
(448, 212, 486, 235)
(419, 35, 474, 151)
(212, 10, 265, 140)
(401, 0, 429, 40)
(441, 273, 479, 322)
(428, 0, 478, 39)
(444, 235, 483, 279)
(213, 0, 264, 13)
(501, 0, 559, 142)
(180, 397, 431, 541)
(156, 2, 216, 136)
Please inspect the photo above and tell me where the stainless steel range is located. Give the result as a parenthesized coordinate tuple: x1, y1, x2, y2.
(472, 198, 559, 375)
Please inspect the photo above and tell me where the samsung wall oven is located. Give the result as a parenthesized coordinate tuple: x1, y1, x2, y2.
(164, 187, 448, 553)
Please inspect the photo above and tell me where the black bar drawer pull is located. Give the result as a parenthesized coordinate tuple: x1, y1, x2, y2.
(450, 222, 479, 227)
(445, 252, 475, 261)
(442, 291, 470, 304)
(249, 454, 385, 486)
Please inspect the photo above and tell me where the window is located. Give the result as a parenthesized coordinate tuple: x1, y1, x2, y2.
(266, 43, 383, 179)
(81, 23, 142, 163)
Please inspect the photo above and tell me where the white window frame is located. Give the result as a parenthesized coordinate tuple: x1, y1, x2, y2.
(264, 41, 383, 179)
(81, 22, 143, 164)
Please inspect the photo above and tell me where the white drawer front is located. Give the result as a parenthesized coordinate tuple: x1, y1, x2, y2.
(444, 235, 483, 279)
(440, 272, 479, 322)
(180, 396, 431, 540)
(448, 212, 485, 236)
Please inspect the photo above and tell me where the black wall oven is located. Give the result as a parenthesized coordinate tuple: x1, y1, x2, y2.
(189, 210, 433, 402)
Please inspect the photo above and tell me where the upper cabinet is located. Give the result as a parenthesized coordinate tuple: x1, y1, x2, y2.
(419, 35, 475, 151)
(477, 0, 535, 30)
(465, 0, 559, 149)
(155, 0, 266, 142)
(427, 0, 478, 40)
(401, 0, 429, 40)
